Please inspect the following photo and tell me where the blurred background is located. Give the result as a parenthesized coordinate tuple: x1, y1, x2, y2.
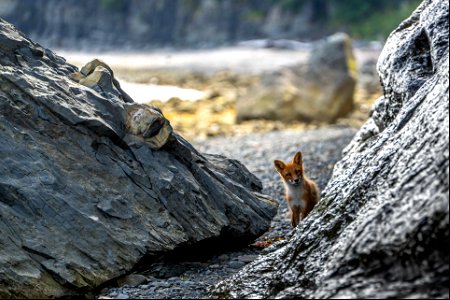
(0, 0, 422, 141)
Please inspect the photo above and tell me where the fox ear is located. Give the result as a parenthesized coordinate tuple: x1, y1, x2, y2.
(293, 152, 303, 165)
(274, 160, 286, 172)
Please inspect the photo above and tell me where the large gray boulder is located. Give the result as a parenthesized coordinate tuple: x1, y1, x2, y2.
(213, 0, 448, 298)
(0, 19, 277, 298)
(236, 32, 356, 123)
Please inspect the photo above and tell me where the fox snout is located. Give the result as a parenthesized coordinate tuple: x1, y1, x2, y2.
(289, 178, 302, 185)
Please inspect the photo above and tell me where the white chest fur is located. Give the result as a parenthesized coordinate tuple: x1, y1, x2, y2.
(284, 182, 306, 208)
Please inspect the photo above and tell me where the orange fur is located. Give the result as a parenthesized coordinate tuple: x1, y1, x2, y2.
(274, 151, 319, 228)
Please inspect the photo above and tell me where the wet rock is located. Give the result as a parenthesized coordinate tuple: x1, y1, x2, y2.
(213, 0, 449, 298)
(237, 32, 356, 123)
(0, 18, 278, 298)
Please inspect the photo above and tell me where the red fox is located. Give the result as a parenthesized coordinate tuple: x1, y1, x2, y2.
(274, 151, 320, 228)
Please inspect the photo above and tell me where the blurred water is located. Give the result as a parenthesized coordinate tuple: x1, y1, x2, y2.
(59, 47, 309, 103)
(119, 80, 206, 103)
(57, 47, 308, 74)
(59, 47, 379, 104)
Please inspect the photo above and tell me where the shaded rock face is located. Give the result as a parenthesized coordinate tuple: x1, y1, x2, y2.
(237, 32, 356, 123)
(213, 0, 448, 298)
(0, 19, 278, 298)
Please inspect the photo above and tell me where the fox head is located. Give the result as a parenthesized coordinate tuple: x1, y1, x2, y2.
(274, 152, 304, 186)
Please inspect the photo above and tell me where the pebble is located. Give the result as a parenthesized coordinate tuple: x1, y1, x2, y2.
(117, 274, 148, 287)
(237, 254, 258, 263)
(116, 292, 129, 299)
(97, 126, 356, 299)
(228, 260, 246, 269)
(218, 254, 229, 261)
(209, 264, 220, 269)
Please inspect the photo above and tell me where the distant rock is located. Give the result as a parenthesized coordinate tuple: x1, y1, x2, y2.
(214, 0, 448, 298)
(0, 18, 278, 298)
(237, 32, 356, 123)
(358, 58, 382, 97)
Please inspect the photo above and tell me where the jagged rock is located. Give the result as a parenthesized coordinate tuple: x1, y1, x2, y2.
(72, 59, 173, 150)
(0, 18, 278, 298)
(236, 32, 356, 123)
(72, 58, 134, 104)
(124, 104, 173, 150)
(213, 0, 448, 298)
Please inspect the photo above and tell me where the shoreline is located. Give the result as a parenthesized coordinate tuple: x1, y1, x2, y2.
(56, 45, 381, 75)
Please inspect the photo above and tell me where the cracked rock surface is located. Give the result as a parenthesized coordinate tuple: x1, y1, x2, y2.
(212, 0, 449, 298)
(0, 18, 277, 298)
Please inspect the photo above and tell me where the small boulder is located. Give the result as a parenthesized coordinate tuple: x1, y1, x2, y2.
(237, 32, 357, 123)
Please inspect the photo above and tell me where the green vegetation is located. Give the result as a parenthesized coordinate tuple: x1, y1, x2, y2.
(324, 0, 422, 39)
(2, 0, 424, 46)
(100, 0, 126, 11)
(346, 1, 423, 39)
(269, 0, 422, 40)
(276, 0, 307, 12)
(243, 10, 266, 23)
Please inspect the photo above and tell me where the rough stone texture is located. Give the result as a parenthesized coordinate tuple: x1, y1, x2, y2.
(213, 0, 449, 298)
(71, 59, 173, 150)
(0, 18, 277, 298)
(237, 32, 356, 123)
(73, 58, 134, 104)
(97, 126, 357, 300)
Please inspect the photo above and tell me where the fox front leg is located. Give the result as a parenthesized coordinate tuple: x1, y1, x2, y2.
(290, 205, 301, 228)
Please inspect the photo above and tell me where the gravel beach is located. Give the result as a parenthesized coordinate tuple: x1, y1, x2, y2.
(98, 125, 357, 299)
